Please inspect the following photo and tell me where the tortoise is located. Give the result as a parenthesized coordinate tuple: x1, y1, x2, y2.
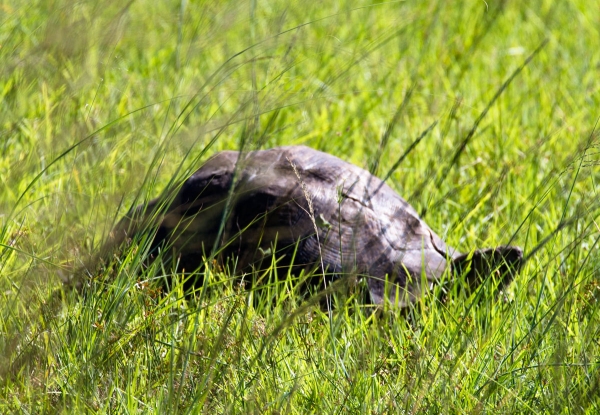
(107, 145, 523, 307)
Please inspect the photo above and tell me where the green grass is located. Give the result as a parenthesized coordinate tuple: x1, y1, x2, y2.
(1, 0, 600, 412)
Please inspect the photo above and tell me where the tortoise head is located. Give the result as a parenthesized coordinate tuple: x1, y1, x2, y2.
(451, 245, 524, 295)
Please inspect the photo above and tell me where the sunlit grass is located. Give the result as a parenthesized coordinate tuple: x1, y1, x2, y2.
(1, 0, 599, 412)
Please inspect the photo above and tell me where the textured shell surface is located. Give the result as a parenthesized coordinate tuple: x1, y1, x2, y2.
(137, 146, 460, 306)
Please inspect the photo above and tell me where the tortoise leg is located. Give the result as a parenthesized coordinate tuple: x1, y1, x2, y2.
(451, 246, 523, 296)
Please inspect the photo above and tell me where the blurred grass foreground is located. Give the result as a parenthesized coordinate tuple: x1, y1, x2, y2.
(1, 0, 599, 413)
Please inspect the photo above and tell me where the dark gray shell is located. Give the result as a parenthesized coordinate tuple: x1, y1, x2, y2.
(116, 145, 521, 306)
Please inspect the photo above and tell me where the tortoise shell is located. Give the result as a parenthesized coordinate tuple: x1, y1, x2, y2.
(116, 145, 522, 306)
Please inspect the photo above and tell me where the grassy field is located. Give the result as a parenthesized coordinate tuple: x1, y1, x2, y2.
(1, 0, 599, 412)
